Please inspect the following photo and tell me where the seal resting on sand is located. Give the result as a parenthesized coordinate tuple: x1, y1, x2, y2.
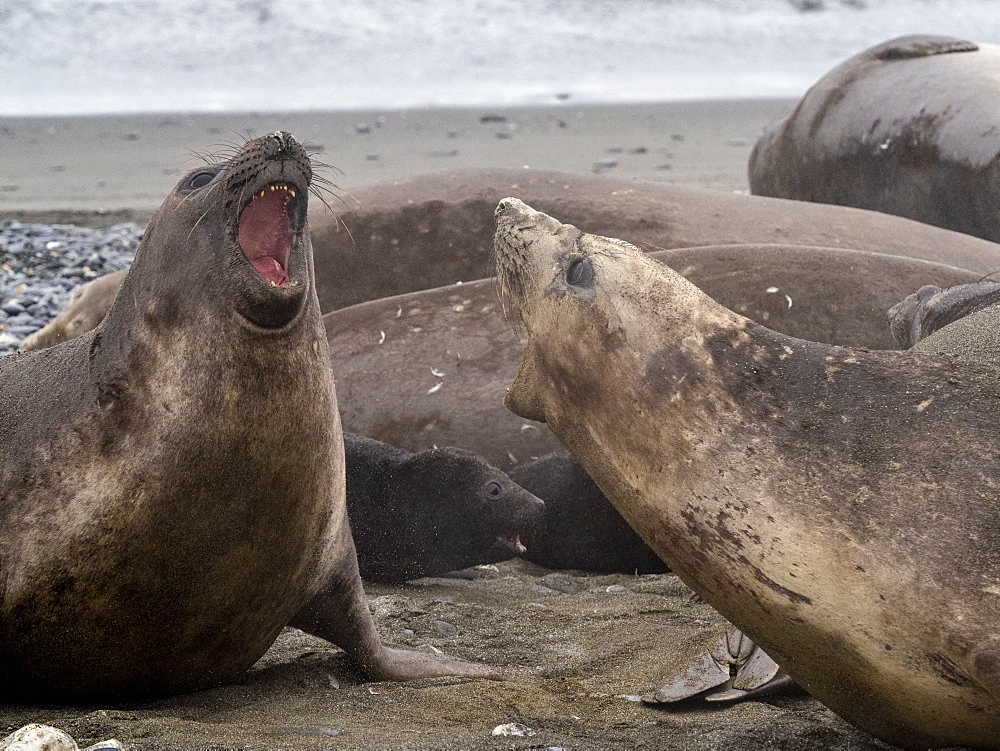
(0, 132, 489, 701)
(750, 35, 1000, 244)
(494, 198, 1000, 750)
(345, 434, 544, 583)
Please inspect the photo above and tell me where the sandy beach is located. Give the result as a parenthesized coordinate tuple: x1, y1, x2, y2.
(0, 98, 793, 224)
(0, 98, 905, 751)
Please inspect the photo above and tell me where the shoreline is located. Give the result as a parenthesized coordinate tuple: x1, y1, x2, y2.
(0, 98, 793, 226)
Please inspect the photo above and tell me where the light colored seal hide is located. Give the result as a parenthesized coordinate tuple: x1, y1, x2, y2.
(494, 198, 1000, 750)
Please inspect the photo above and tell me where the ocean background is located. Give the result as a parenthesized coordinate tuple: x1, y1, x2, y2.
(3, 0, 1000, 116)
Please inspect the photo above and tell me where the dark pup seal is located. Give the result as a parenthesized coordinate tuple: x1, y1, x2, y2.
(0, 132, 488, 701)
(495, 198, 1000, 750)
(345, 433, 544, 583)
(750, 35, 1000, 243)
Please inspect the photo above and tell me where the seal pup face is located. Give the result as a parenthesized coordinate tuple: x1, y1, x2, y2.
(132, 130, 313, 331)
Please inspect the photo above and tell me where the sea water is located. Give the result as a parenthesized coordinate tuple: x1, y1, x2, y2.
(2, 0, 1000, 115)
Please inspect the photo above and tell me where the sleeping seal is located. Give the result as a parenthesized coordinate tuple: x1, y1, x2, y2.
(0, 132, 489, 701)
(494, 198, 1000, 750)
(750, 35, 1000, 243)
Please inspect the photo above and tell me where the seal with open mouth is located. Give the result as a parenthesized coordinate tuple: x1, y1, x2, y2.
(493, 198, 1000, 750)
(345, 433, 544, 583)
(0, 132, 490, 701)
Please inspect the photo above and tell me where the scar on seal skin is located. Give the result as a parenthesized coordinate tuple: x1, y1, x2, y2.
(0, 132, 493, 702)
(494, 197, 1000, 750)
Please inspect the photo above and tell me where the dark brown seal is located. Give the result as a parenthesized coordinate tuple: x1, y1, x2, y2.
(344, 433, 544, 583)
(750, 35, 1000, 244)
(0, 133, 488, 701)
(494, 198, 1000, 750)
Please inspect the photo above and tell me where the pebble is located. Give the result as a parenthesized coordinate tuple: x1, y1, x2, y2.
(491, 723, 534, 737)
(541, 574, 578, 594)
(433, 620, 458, 636)
(0, 221, 141, 354)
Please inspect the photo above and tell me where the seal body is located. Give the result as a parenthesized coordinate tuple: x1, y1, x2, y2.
(344, 433, 544, 583)
(750, 35, 1000, 243)
(494, 198, 1000, 750)
(310, 168, 1000, 310)
(0, 134, 489, 701)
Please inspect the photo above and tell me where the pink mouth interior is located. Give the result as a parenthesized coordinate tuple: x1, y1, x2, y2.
(508, 533, 526, 554)
(238, 188, 293, 286)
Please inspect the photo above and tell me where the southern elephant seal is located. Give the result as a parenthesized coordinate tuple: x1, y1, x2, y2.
(327, 244, 980, 468)
(309, 168, 1000, 310)
(0, 132, 489, 701)
(494, 198, 1000, 750)
(344, 433, 544, 583)
(750, 35, 1000, 244)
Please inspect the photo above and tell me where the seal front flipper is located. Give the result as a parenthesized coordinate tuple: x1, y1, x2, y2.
(888, 281, 1000, 349)
(289, 532, 496, 682)
(643, 628, 792, 705)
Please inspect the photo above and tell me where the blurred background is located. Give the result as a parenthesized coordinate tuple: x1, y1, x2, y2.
(5, 0, 1000, 117)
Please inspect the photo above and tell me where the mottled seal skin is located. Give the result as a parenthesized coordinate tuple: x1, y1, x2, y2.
(18, 269, 128, 352)
(327, 244, 979, 468)
(0, 133, 488, 702)
(750, 35, 1000, 244)
(345, 433, 544, 583)
(509, 450, 667, 574)
(309, 168, 1000, 310)
(495, 198, 1000, 750)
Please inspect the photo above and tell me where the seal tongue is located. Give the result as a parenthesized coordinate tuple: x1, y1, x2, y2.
(238, 188, 292, 286)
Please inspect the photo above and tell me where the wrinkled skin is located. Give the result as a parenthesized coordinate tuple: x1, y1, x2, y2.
(0, 133, 490, 702)
(494, 198, 1000, 750)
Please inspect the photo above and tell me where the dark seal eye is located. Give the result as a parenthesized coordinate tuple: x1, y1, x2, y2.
(567, 258, 593, 286)
(187, 170, 217, 190)
(485, 481, 502, 498)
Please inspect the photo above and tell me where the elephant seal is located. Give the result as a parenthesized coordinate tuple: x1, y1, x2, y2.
(310, 168, 1000, 310)
(327, 244, 979, 468)
(750, 35, 1000, 244)
(494, 198, 1000, 750)
(18, 269, 128, 352)
(0, 132, 488, 701)
(509, 450, 667, 574)
(345, 433, 544, 583)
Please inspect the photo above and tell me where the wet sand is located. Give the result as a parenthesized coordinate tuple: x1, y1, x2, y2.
(0, 98, 793, 223)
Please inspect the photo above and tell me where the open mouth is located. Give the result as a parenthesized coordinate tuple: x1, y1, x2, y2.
(237, 183, 300, 286)
(496, 531, 527, 556)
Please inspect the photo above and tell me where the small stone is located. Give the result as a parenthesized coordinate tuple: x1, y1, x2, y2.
(1, 723, 78, 751)
(433, 620, 458, 636)
(355, 123, 372, 134)
(541, 574, 578, 594)
(402, 628, 415, 635)
(531, 584, 558, 595)
(2, 302, 24, 316)
(491, 722, 534, 737)
(82, 742, 123, 751)
(606, 584, 626, 593)
(480, 114, 506, 124)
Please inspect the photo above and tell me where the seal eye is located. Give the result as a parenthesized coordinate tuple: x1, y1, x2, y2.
(187, 170, 217, 190)
(485, 481, 503, 498)
(567, 258, 593, 286)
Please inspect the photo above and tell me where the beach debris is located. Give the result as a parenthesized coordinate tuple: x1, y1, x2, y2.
(0, 724, 123, 751)
(378, 330, 386, 344)
(430, 367, 445, 377)
(491, 723, 535, 737)
(427, 382, 442, 394)
(480, 114, 506, 123)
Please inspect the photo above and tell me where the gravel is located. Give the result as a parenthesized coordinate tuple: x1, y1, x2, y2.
(0, 220, 140, 354)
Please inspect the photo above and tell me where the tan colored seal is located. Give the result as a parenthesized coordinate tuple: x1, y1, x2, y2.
(494, 198, 1000, 750)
